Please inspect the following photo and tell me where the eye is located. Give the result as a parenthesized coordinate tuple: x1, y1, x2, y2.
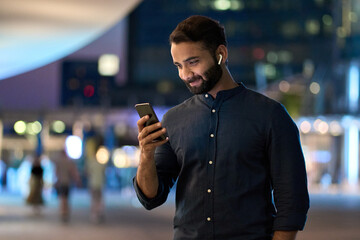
(189, 59, 199, 65)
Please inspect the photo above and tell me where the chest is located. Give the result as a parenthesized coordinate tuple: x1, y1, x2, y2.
(167, 104, 268, 162)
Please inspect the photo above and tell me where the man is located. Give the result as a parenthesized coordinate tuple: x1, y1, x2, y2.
(134, 15, 309, 240)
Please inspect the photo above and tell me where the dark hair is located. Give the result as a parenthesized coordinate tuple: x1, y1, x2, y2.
(169, 15, 227, 53)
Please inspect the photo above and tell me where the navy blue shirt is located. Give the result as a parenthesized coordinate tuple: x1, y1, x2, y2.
(134, 83, 309, 240)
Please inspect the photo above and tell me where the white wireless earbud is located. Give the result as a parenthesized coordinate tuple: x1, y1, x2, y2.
(218, 54, 223, 65)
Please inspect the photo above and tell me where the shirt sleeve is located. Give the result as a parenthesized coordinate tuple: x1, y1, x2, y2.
(133, 176, 167, 210)
(268, 103, 310, 231)
(133, 138, 179, 210)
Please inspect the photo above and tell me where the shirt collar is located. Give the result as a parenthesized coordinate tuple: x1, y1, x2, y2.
(198, 82, 246, 106)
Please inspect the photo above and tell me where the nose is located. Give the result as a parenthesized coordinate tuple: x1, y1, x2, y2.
(179, 66, 194, 81)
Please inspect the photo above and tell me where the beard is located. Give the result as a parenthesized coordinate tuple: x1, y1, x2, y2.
(184, 62, 223, 95)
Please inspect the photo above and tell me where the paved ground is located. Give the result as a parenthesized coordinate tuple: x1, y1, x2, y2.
(0, 190, 359, 240)
(297, 193, 360, 240)
(0, 189, 175, 240)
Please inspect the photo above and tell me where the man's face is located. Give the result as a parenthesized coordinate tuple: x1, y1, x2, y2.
(171, 42, 222, 95)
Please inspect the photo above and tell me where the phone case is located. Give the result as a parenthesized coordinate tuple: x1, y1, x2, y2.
(135, 103, 166, 141)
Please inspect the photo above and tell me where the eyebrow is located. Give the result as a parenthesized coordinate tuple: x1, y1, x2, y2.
(173, 56, 199, 65)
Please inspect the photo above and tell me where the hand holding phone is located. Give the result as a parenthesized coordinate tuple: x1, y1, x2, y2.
(135, 103, 167, 141)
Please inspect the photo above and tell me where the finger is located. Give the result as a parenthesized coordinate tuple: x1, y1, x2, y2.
(152, 137, 169, 146)
(149, 127, 167, 141)
(140, 122, 163, 139)
(142, 136, 169, 150)
(137, 115, 149, 132)
(141, 127, 167, 145)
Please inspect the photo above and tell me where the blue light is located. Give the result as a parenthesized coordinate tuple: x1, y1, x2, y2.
(348, 63, 359, 113)
(347, 124, 359, 184)
(343, 116, 359, 185)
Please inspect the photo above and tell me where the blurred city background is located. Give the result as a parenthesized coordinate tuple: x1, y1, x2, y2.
(0, 0, 360, 239)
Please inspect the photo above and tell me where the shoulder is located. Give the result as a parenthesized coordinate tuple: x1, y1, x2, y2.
(243, 87, 280, 108)
(238, 86, 285, 119)
(162, 96, 198, 122)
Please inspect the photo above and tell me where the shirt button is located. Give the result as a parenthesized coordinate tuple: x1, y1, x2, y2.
(205, 94, 208, 98)
(207, 217, 211, 222)
(207, 189, 211, 193)
(210, 134, 214, 138)
(209, 161, 213, 165)
(212, 109, 216, 113)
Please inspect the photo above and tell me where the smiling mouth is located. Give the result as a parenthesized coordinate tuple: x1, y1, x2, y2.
(188, 77, 202, 87)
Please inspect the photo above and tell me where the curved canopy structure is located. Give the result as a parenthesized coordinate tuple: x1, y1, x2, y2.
(0, 0, 141, 80)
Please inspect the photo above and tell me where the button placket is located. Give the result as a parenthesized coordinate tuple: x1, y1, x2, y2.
(205, 101, 219, 233)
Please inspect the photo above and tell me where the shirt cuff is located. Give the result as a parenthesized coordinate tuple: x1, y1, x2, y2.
(132, 176, 165, 210)
(273, 212, 308, 231)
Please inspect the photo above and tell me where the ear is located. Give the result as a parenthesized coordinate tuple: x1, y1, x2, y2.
(216, 45, 228, 65)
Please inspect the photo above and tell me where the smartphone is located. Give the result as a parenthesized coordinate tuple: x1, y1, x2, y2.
(135, 103, 166, 141)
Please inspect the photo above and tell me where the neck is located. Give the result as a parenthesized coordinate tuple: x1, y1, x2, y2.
(208, 68, 238, 98)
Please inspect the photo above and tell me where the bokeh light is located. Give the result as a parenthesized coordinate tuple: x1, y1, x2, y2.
(65, 135, 82, 159)
(279, 80, 290, 93)
(96, 146, 110, 164)
(300, 121, 312, 134)
(310, 82, 320, 94)
(52, 120, 66, 134)
(329, 120, 343, 136)
(98, 54, 119, 76)
(14, 121, 26, 135)
(112, 148, 129, 168)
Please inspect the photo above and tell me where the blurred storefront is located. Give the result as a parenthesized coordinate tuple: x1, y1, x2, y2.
(263, 60, 360, 193)
(0, 107, 163, 196)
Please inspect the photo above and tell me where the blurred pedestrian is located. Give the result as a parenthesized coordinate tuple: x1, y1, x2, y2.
(26, 154, 44, 215)
(85, 137, 106, 223)
(54, 149, 81, 223)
